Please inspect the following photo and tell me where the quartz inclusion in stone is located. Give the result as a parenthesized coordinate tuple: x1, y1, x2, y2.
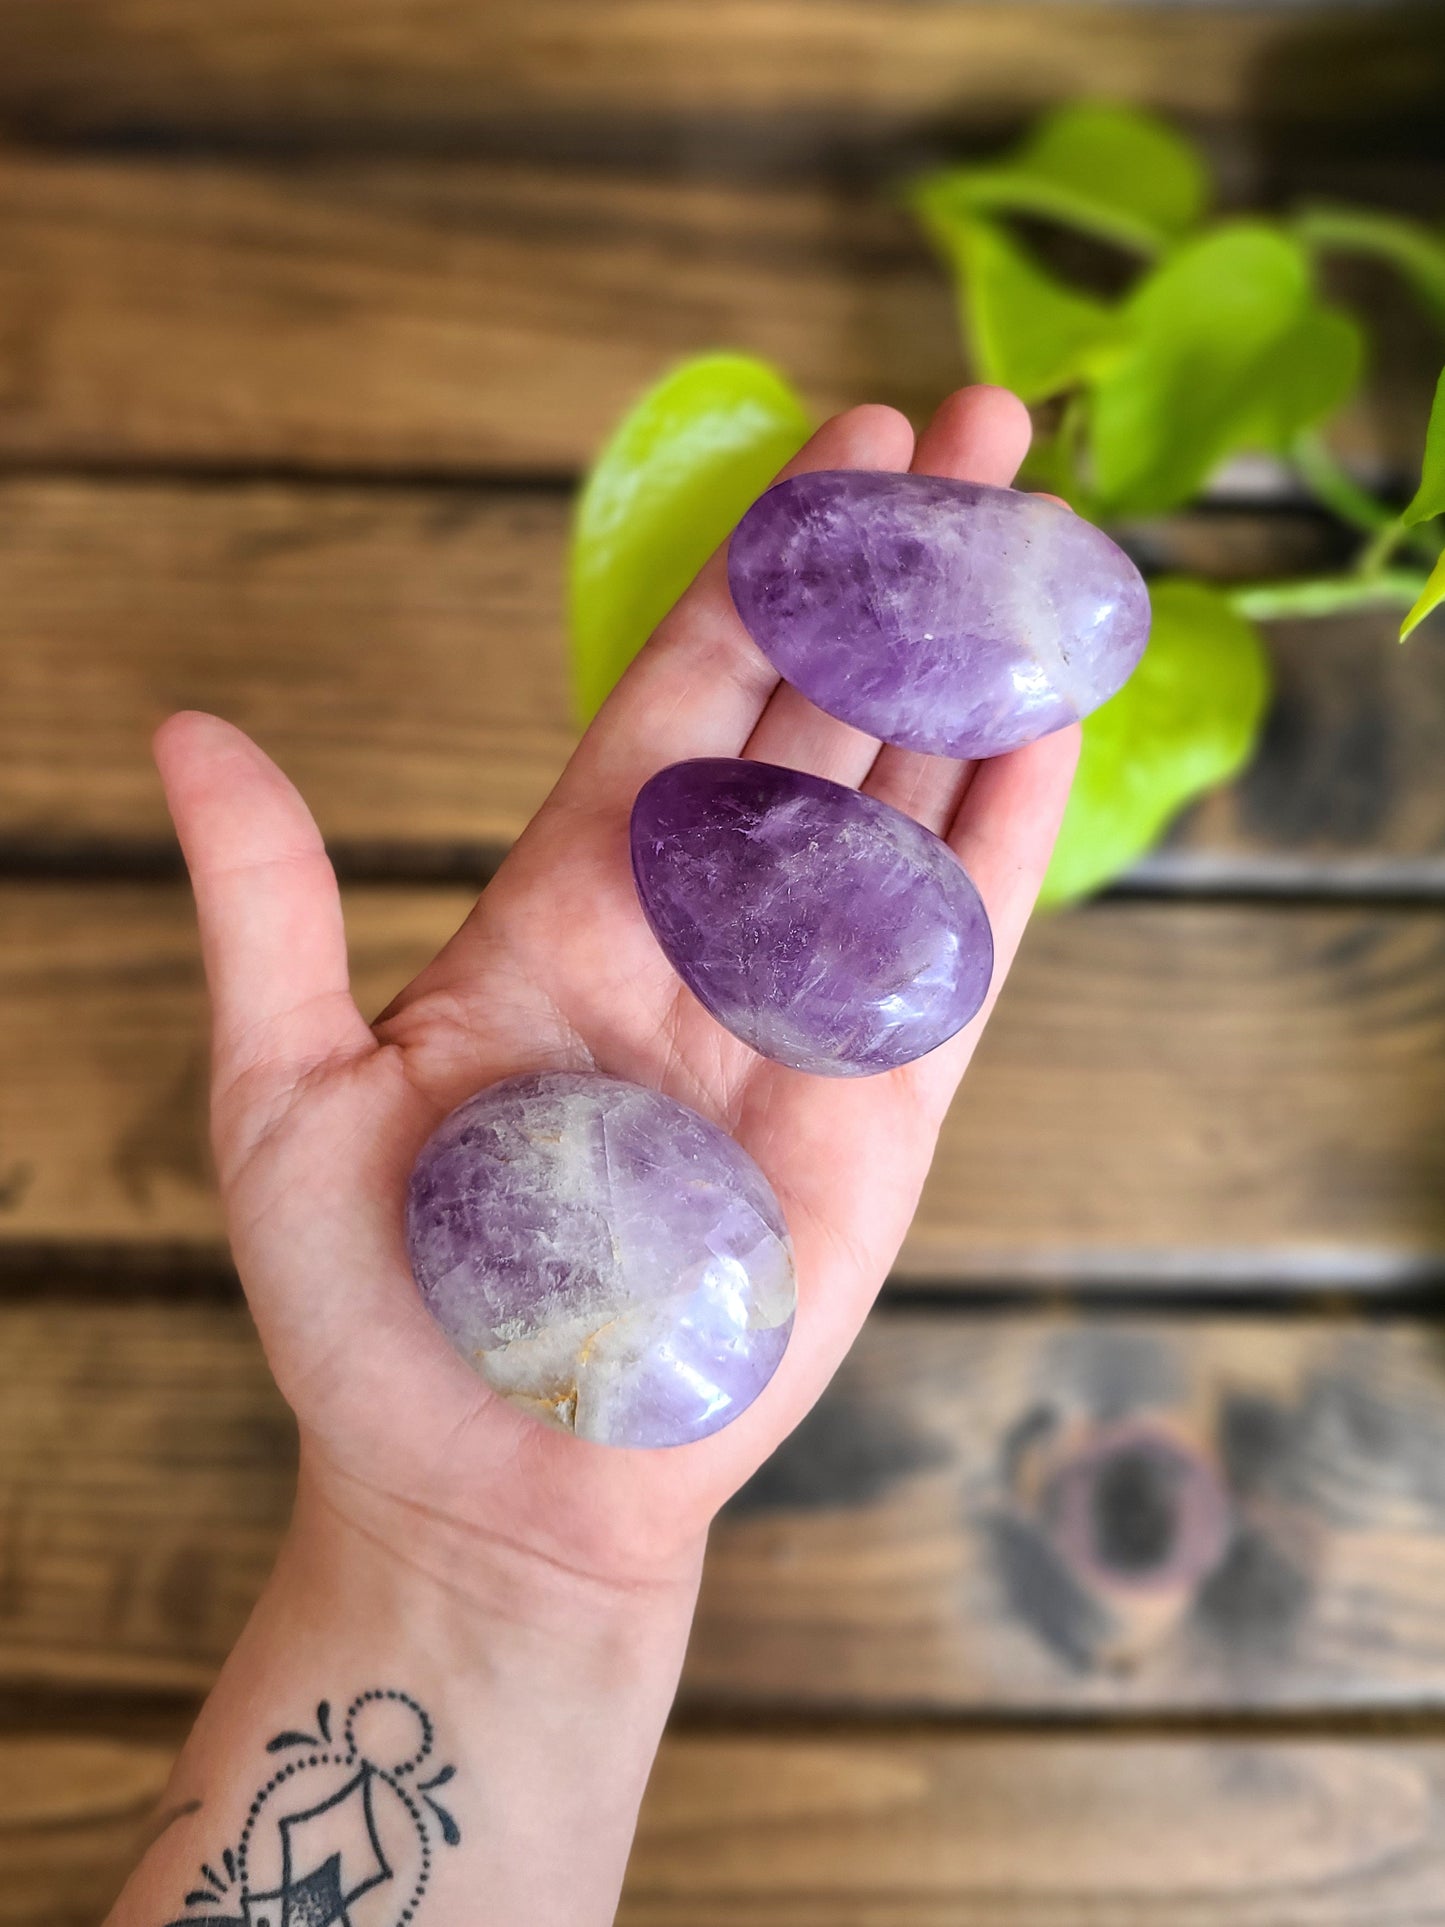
(729, 470, 1151, 759)
(405, 1071, 795, 1448)
(632, 758, 993, 1076)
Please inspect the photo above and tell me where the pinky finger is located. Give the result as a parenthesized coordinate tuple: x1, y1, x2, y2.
(949, 726, 1080, 983)
(905, 726, 1078, 1121)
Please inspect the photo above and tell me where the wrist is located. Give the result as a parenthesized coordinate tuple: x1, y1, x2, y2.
(120, 1450, 702, 1927)
(261, 1458, 699, 1925)
(285, 1440, 706, 1670)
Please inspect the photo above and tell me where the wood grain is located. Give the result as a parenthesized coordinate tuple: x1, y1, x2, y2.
(0, 478, 572, 853)
(625, 1734, 1445, 1925)
(0, 1729, 174, 1927)
(0, 155, 1430, 479)
(706, 1312, 1445, 1708)
(16, 1717, 1445, 1926)
(4, 885, 1442, 1278)
(0, 155, 956, 474)
(3, 479, 1443, 884)
(0, 1301, 289, 1694)
(12, 1300, 1445, 1713)
(2, 1, 1439, 146)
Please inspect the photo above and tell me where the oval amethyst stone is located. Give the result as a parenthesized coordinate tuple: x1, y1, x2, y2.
(631, 758, 993, 1076)
(405, 1071, 794, 1448)
(728, 470, 1151, 758)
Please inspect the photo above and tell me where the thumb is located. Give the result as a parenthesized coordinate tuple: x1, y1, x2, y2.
(154, 713, 373, 1157)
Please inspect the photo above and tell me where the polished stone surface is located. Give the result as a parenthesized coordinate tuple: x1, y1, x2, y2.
(729, 470, 1150, 758)
(405, 1071, 795, 1447)
(632, 757, 993, 1075)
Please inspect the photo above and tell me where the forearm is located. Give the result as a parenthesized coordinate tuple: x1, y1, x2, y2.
(108, 1462, 703, 1927)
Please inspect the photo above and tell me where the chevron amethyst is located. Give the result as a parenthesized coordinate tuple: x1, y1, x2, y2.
(728, 471, 1150, 759)
(632, 758, 993, 1075)
(405, 1071, 794, 1448)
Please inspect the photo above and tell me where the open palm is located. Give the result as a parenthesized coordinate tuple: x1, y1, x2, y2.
(157, 385, 1077, 1599)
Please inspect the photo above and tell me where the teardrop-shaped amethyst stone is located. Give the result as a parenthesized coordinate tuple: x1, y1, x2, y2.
(632, 758, 993, 1076)
(728, 470, 1150, 758)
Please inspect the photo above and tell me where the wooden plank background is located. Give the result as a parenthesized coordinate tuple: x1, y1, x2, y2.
(1, 0, 1443, 1920)
(3, 482, 1445, 889)
(0, 155, 1435, 481)
(16, 1722, 1445, 1926)
(14, 1300, 1445, 1713)
(2, 887, 1444, 1278)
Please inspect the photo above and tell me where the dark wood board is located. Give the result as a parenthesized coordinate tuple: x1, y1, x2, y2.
(0, 1725, 177, 1927)
(626, 1733, 1445, 1926)
(0, 155, 956, 475)
(12, 1299, 1445, 1714)
(17, 1715, 1445, 1927)
(1, 480, 1442, 885)
(0, 478, 573, 857)
(2, 886, 1442, 1279)
(0, 156, 1430, 479)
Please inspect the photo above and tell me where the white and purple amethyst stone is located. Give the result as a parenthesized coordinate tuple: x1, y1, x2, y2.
(405, 1071, 795, 1447)
(728, 470, 1151, 758)
(632, 758, 993, 1075)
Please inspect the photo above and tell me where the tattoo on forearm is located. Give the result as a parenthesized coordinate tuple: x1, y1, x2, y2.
(165, 1688, 460, 1927)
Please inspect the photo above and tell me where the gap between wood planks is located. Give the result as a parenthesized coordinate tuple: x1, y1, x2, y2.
(1, 0, 1441, 161)
(4, 1260, 1445, 1318)
(19, 1682, 1445, 1743)
(5, 843, 1445, 907)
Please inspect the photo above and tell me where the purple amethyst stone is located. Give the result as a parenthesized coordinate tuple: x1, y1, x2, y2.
(405, 1071, 794, 1448)
(632, 758, 993, 1075)
(728, 470, 1150, 758)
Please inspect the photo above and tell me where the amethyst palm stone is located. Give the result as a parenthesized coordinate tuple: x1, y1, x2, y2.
(632, 758, 993, 1075)
(405, 1071, 794, 1447)
(729, 470, 1151, 759)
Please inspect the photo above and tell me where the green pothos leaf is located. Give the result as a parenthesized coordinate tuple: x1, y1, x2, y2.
(569, 355, 812, 720)
(1087, 223, 1335, 516)
(1403, 368, 1445, 528)
(1042, 578, 1271, 905)
(911, 199, 1117, 403)
(1401, 551, 1445, 641)
(914, 103, 1208, 257)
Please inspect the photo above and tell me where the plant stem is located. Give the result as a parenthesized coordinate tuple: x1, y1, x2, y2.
(1290, 433, 1395, 538)
(1356, 519, 1407, 577)
(1360, 513, 1443, 577)
(1289, 435, 1443, 571)
(1293, 204, 1445, 329)
(1227, 570, 1429, 621)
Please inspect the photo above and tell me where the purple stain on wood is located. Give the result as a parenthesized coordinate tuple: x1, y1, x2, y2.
(1042, 1421, 1232, 1598)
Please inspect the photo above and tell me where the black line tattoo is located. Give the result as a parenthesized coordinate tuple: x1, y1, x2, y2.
(165, 1688, 461, 1927)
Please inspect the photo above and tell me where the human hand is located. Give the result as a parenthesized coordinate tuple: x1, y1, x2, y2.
(156, 384, 1077, 1614)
